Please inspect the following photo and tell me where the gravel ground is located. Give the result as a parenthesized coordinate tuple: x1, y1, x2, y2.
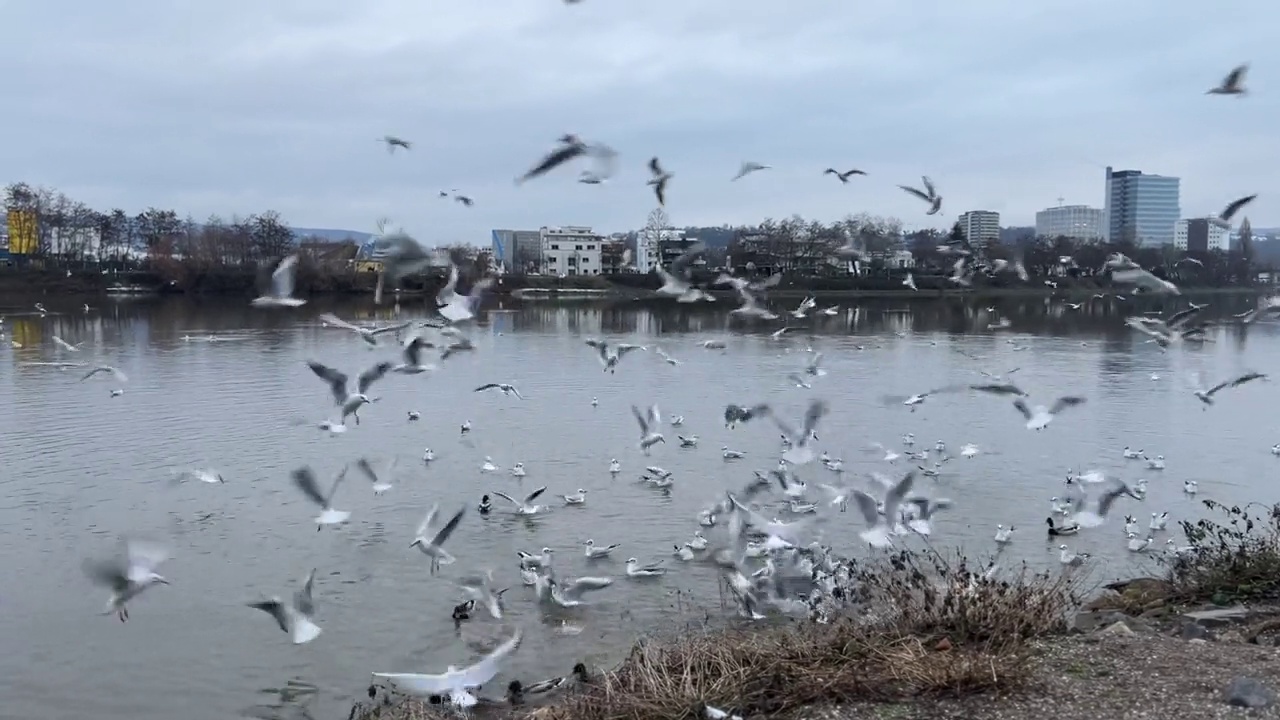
(804, 631, 1280, 720)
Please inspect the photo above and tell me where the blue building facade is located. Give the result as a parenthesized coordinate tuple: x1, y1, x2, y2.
(1104, 167, 1181, 246)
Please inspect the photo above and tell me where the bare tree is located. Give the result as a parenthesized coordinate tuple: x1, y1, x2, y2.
(639, 207, 671, 271)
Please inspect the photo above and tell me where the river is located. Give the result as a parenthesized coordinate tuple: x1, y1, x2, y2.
(0, 293, 1274, 720)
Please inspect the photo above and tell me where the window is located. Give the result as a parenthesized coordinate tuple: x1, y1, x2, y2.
(575, 245, 582, 250)
(551, 244, 560, 250)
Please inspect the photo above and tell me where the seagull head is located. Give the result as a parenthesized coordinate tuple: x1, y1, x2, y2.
(409, 538, 423, 549)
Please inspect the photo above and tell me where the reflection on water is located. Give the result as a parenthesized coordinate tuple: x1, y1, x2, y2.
(0, 294, 1277, 720)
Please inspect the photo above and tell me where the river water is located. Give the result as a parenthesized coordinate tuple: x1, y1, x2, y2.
(0, 293, 1275, 720)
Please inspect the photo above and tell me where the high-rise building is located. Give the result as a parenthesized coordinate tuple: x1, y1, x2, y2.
(491, 229, 542, 272)
(1034, 204, 1104, 241)
(1174, 218, 1229, 252)
(957, 210, 999, 247)
(1103, 167, 1181, 246)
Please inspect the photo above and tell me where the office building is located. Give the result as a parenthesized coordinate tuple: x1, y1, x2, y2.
(1103, 167, 1181, 246)
(636, 227, 686, 273)
(490, 229, 542, 273)
(539, 225, 603, 275)
(957, 210, 1000, 247)
(1174, 218, 1229, 252)
(1034, 204, 1104, 241)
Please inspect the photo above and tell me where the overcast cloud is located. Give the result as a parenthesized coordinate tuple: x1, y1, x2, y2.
(2, 0, 1276, 242)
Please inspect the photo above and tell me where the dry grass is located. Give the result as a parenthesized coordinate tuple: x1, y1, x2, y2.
(1165, 500, 1280, 605)
(353, 549, 1082, 720)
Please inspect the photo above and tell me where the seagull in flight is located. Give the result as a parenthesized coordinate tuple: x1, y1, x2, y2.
(898, 176, 942, 215)
(372, 630, 523, 708)
(731, 162, 771, 181)
(306, 360, 392, 424)
(251, 255, 306, 308)
(379, 135, 412, 152)
(772, 399, 828, 465)
(82, 538, 170, 622)
(393, 335, 436, 374)
(475, 382, 525, 399)
(1207, 63, 1248, 96)
(410, 504, 467, 573)
(81, 366, 128, 383)
(632, 404, 666, 454)
(823, 168, 866, 183)
(1220, 194, 1257, 223)
(492, 486, 549, 516)
(585, 339, 646, 373)
(291, 466, 351, 529)
(1012, 396, 1087, 430)
(647, 157, 672, 206)
(318, 312, 409, 347)
(248, 568, 324, 644)
(1189, 370, 1267, 406)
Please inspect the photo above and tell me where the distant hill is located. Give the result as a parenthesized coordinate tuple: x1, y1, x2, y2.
(1000, 226, 1035, 244)
(290, 227, 374, 243)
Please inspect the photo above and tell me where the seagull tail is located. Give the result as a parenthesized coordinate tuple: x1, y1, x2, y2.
(292, 617, 323, 644)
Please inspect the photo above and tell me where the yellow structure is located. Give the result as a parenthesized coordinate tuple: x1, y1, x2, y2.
(355, 260, 384, 274)
(6, 209, 37, 254)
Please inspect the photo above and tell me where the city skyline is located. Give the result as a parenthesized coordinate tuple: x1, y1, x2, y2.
(1, 3, 1276, 242)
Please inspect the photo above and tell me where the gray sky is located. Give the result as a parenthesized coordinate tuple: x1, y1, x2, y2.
(3, 1, 1276, 243)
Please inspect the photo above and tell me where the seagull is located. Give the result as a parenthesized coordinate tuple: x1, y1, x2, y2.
(1012, 396, 1086, 430)
(728, 283, 779, 320)
(885, 385, 961, 411)
(82, 538, 170, 622)
(251, 255, 306, 307)
(624, 558, 666, 577)
(453, 195, 474, 207)
(318, 313, 409, 347)
(902, 273, 918, 291)
(655, 347, 681, 365)
(355, 457, 395, 495)
(372, 630, 523, 708)
(81, 366, 128, 383)
(655, 242, 710, 303)
(492, 486, 548, 515)
(171, 468, 224, 485)
(731, 161, 771, 181)
(306, 360, 392, 424)
(585, 339, 646, 373)
(379, 135, 412, 152)
(410, 505, 466, 574)
(584, 539, 619, 558)
(515, 135, 615, 184)
(1189, 370, 1267, 405)
(898, 176, 942, 215)
(803, 353, 827, 377)
(994, 524, 1014, 544)
(647, 157, 672, 206)
(391, 335, 435, 375)
(436, 263, 495, 324)
(248, 568, 323, 644)
(547, 576, 614, 608)
(475, 383, 525, 399)
(631, 404, 666, 453)
(1207, 63, 1248, 96)
(291, 466, 351, 529)
(457, 570, 506, 619)
(772, 399, 829, 465)
(823, 168, 866, 183)
(608, 459, 620, 474)
(52, 336, 82, 352)
(562, 489, 587, 505)
(1220, 194, 1257, 223)
(724, 402, 771, 428)
(852, 471, 914, 548)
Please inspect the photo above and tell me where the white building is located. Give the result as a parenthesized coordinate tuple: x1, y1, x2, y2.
(1034, 204, 1104, 241)
(635, 227, 684, 273)
(957, 210, 1000, 247)
(1174, 217, 1230, 252)
(540, 225, 603, 275)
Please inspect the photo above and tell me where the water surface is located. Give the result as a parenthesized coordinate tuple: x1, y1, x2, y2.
(0, 294, 1275, 720)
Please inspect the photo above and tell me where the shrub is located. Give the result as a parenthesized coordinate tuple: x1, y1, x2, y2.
(351, 549, 1079, 720)
(1165, 500, 1280, 604)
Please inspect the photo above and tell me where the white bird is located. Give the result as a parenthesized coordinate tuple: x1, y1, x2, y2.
(899, 176, 942, 215)
(722, 446, 745, 460)
(728, 284, 779, 320)
(1058, 545, 1089, 567)
(624, 558, 666, 577)
(1012, 396, 1087, 430)
(475, 382, 524, 399)
(81, 365, 128, 383)
(511, 462, 526, 478)
(355, 457, 396, 495)
(773, 399, 828, 465)
(1126, 533, 1153, 553)
(481, 457, 498, 473)
(1184, 480, 1199, 495)
(679, 435, 699, 448)
(372, 630, 522, 708)
(960, 444, 978, 458)
(584, 539, 619, 558)
(670, 415, 685, 427)
(407, 411, 421, 421)
(688, 531, 708, 550)
(457, 570, 505, 619)
(1189, 371, 1268, 406)
(460, 420, 472, 434)
(655, 347, 682, 365)
(993, 524, 1014, 544)
(608, 459, 620, 474)
(586, 339, 646, 373)
(518, 547, 554, 568)
(851, 471, 914, 548)
(435, 263, 495, 324)
(705, 705, 744, 720)
(731, 161, 771, 181)
(789, 500, 817, 514)
(1123, 447, 1143, 459)
(632, 404, 666, 454)
(1150, 512, 1169, 531)
(171, 468, 224, 485)
(82, 538, 170, 622)
(1146, 455, 1165, 470)
(251, 255, 306, 307)
(409, 505, 466, 574)
(318, 312, 409, 347)
(591, 396, 599, 407)
(902, 273, 918, 291)
(1271, 444, 1280, 457)
(673, 544, 695, 561)
(803, 352, 827, 377)
(52, 335, 83, 352)
(305, 360, 392, 425)
(562, 489, 587, 505)
(493, 486, 548, 515)
(1207, 63, 1248, 96)
(248, 568, 323, 645)
(291, 466, 351, 529)
(422, 448, 435, 462)
(786, 373, 812, 389)
(546, 576, 614, 608)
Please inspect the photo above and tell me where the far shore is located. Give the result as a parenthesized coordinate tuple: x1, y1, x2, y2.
(0, 268, 1271, 303)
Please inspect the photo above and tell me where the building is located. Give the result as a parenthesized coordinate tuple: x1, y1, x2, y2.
(1103, 167, 1181, 246)
(540, 225, 603, 276)
(1034, 204, 1104, 241)
(490, 229, 542, 273)
(600, 240, 628, 274)
(957, 211, 1000, 248)
(636, 227, 687, 273)
(1174, 218, 1229, 252)
(658, 235, 702, 269)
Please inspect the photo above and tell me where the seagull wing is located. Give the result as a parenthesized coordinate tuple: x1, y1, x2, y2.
(523, 486, 549, 504)
(562, 577, 613, 600)
(1165, 306, 1202, 330)
(357, 362, 392, 394)
(1220, 194, 1257, 222)
(474, 383, 501, 392)
(427, 507, 466, 548)
(291, 467, 328, 508)
(1048, 396, 1087, 415)
(369, 321, 412, 336)
(272, 255, 299, 297)
(82, 557, 129, 591)
(454, 629, 523, 688)
(1012, 399, 1033, 421)
(293, 568, 317, 617)
(249, 599, 291, 634)
(491, 491, 520, 507)
(850, 491, 881, 526)
(631, 404, 652, 435)
(920, 176, 937, 197)
(318, 313, 362, 333)
(799, 399, 829, 437)
(899, 185, 931, 202)
(306, 361, 348, 404)
(415, 504, 441, 538)
(354, 457, 379, 485)
(324, 465, 348, 504)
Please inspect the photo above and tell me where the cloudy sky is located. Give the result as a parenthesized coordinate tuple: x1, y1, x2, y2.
(3, 0, 1275, 242)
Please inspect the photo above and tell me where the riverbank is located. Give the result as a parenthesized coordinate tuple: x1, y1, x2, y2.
(0, 268, 1270, 302)
(351, 502, 1280, 720)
